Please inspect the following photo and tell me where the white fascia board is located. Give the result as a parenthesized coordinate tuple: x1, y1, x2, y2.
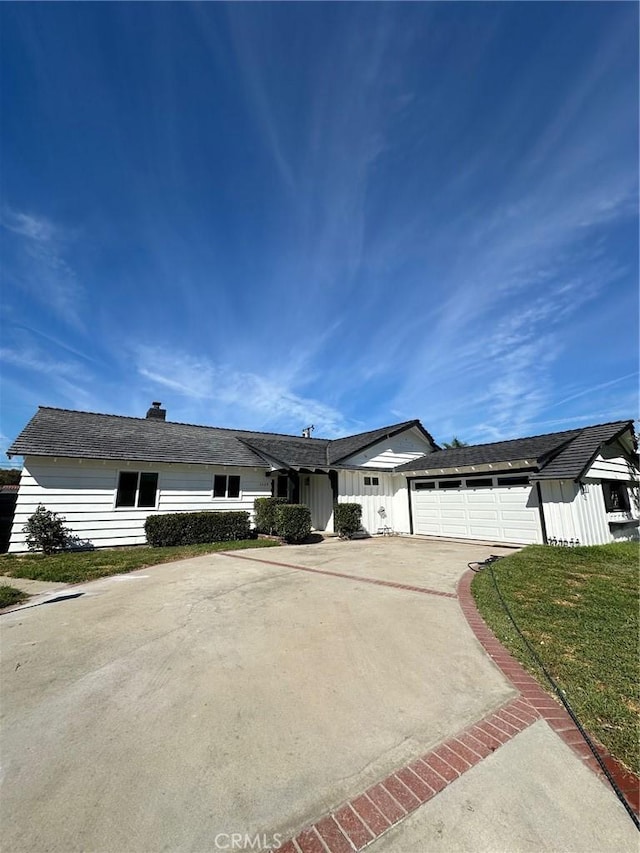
(403, 459, 537, 477)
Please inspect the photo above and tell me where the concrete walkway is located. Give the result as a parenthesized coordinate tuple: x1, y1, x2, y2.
(0, 573, 68, 598)
(1, 538, 636, 852)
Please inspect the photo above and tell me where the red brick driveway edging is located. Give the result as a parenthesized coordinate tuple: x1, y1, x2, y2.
(233, 552, 638, 852)
(278, 696, 540, 853)
(222, 551, 457, 599)
(457, 568, 640, 819)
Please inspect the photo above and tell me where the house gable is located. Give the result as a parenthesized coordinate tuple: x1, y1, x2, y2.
(584, 435, 639, 483)
(338, 425, 435, 469)
(532, 421, 635, 481)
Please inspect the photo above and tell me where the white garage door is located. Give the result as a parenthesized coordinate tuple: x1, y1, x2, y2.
(411, 475, 541, 545)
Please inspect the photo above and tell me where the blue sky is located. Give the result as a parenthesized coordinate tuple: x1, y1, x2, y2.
(1, 2, 638, 464)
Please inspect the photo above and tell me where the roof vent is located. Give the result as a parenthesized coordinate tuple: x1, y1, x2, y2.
(146, 401, 166, 421)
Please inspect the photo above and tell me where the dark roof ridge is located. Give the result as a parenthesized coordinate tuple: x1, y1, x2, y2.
(430, 420, 631, 453)
(330, 418, 419, 441)
(34, 406, 332, 443)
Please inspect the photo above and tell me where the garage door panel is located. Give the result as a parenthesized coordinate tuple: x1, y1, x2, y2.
(497, 489, 529, 503)
(500, 527, 537, 542)
(412, 480, 540, 544)
(467, 492, 498, 504)
(442, 524, 470, 536)
(468, 509, 499, 520)
(500, 510, 536, 522)
(415, 521, 440, 532)
(469, 526, 501, 538)
(414, 510, 439, 522)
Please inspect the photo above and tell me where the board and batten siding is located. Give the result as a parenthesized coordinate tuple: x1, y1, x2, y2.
(539, 478, 639, 545)
(8, 457, 271, 552)
(337, 470, 396, 534)
(341, 427, 433, 469)
(391, 477, 412, 534)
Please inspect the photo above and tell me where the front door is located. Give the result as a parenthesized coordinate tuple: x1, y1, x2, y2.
(301, 474, 334, 531)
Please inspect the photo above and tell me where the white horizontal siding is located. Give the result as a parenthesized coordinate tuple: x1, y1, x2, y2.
(337, 470, 396, 533)
(586, 454, 638, 482)
(341, 427, 433, 469)
(9, 457, 271, 552)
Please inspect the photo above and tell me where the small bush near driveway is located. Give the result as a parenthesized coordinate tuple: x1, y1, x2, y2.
(334, 503, 362, 538)
(145, 511, 251, 547)
(472, 542, 639, 773)
(275, 504, 312, 543)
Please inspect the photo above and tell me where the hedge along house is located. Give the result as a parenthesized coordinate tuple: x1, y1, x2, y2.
(6, 405, 437, 551)
(6, 404, 639, 552)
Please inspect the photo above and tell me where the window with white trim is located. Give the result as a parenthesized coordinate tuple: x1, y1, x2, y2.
(115, 471, 159, 508)
(364, 476, 380, 487)
(213, 474, 241, 499)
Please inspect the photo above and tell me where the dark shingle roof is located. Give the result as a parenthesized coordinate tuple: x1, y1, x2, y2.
(395, 420, 634, 480)
(7, 408, 271, 466)
(531, 421, 633, 480)
(239, 435, 330, 469)
(7, 407, 427, 470)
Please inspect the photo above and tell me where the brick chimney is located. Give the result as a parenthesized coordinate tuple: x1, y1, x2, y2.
(146, 401, 166, 420)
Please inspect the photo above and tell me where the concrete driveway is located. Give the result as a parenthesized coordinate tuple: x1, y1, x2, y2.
(1, 538, 636, 852)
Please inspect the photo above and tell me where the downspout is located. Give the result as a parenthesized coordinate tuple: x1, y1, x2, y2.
(407, 478, 414, 535)
(535, 481, 548, 545)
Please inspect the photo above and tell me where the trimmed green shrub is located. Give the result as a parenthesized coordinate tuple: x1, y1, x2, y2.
(275, 503, 311, 544)
(23, 505, 72, 554)
(334, 503, 362, 539)
(254, 497, 288, 534)
(145, 511, 250, 547)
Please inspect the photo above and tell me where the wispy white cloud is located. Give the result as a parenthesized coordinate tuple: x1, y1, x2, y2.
(1, 208, 85, 329)
(2, 211, 56, 242)
(0, 344, 102, 413)
(0, 5, 636, 451)
(543, 372, 640, 411)
(134, 345, 350, 436)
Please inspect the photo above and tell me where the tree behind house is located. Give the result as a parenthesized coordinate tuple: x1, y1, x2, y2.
(442, 437, 468, 448)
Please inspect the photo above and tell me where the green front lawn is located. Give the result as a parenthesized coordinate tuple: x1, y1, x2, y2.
(1, 539, 280, 585)
(472, 542, 639, 773)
